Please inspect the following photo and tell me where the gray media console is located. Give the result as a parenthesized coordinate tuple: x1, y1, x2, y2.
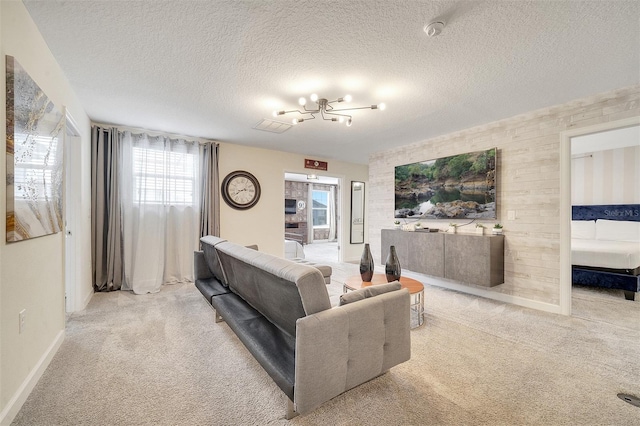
(381, 229, 504, 287)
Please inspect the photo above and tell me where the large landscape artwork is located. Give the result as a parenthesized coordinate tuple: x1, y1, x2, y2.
(6, 55, 64, 242)
(395, 148, 497, 219)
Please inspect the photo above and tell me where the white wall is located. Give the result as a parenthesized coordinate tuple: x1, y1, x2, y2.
(218, 142, 368, 262)
(0, 1, 91, 423)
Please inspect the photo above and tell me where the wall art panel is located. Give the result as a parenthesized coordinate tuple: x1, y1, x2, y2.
(6, 55, 64, 242)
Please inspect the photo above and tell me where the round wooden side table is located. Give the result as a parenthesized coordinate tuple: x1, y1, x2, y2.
(343, 273, 424, 327)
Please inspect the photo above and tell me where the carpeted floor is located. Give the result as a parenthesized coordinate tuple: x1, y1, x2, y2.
(11, 262, 640, 425)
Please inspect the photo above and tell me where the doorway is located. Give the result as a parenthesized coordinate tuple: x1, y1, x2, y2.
(64, 114, 81, 313)
(559, 117, 640, 316)
(284, 172, 340, 263)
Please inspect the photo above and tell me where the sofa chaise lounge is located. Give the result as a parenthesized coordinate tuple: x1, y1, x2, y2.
(194, 236, 411, 418)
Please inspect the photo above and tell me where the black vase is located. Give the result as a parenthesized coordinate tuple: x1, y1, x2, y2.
(385, 245, 401, 282)
(359, 243, 374, 282)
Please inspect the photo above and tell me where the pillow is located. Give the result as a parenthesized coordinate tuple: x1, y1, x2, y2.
(571, 220, 596, 239)
(339, 281, 402, 306)
(595, 219, 640, 242)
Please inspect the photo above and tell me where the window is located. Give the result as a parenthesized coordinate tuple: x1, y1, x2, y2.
(132, 146, 197, 205)
(312, 190, 329, 227)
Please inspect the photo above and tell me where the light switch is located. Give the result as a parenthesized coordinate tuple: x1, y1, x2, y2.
(507, 210, 516, 220)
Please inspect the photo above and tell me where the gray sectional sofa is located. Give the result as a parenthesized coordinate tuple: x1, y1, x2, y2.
(194, 236, 411, 418)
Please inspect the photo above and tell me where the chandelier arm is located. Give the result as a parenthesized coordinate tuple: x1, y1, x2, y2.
(302, 105, 321, 113)
(278, 109, 308, 115)
(330, 106, 377, 112)
(320, 109, 334, 121)
(325, 111, 352, 119)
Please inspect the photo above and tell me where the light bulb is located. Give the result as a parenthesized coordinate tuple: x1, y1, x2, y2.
(339, 117, 344, 123)
(298, 97, 306, 106)
(310, 93, 318, 102)
(292, 118, 298, 125)
(379, 103, 386, 110)
(346, 118, 353, 127)
(272, 111, 277, 117)
(344, 94, 352, 102)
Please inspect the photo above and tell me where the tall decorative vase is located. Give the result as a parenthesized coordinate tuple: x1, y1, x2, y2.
(385, 245, 402, 282)
(359, 243, 374, 282)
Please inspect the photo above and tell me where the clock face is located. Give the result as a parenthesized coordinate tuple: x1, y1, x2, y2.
(221, 171, 261, 210)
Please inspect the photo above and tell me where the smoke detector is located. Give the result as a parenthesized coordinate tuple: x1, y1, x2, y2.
(424, 21, 445, 37)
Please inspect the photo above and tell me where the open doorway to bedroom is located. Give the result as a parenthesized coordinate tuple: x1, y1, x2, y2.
(568, 121, 639, 328)
(284, 172, 340, 263)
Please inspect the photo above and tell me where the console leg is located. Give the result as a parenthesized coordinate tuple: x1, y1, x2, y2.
(623, 291, 636, 301)
(285, 397, 298, 420)
(213, 309, 224, 323)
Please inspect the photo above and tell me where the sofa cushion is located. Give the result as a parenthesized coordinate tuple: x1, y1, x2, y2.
(200, 236, 228, 285)
(295, 288, 411, 414)
(195, 277, 230, 304)
(339, 281, 402, 306)
(214, 241, 330, 337)
(211, 292, 295, 400)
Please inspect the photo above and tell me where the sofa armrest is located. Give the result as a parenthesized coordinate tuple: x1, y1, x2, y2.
(294, 289, 410, 414)
(194, 250, 213, 280)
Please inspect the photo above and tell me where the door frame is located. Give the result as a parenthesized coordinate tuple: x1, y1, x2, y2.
(559, 116, 640, 315)
(64, 113, 81, 313)
(283, 171, 344, 262)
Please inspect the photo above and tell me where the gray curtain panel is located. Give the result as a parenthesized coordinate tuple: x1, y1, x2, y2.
(199, 142, 220, 239)
(91, 126, 123, 291)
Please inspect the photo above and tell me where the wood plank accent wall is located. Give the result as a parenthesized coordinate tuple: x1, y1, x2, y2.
(368, 85, 640, 306)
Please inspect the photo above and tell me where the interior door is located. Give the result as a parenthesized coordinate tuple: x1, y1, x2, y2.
(64, 116, 81, 313)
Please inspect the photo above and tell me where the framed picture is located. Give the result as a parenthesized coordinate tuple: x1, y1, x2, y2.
(394, 148, 497, 219)
(6, 55, 64, 242)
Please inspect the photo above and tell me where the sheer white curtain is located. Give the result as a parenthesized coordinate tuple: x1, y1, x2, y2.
(120, 132, 201, 294)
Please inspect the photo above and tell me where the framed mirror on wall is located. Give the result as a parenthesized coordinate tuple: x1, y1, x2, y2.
(350, 181, 365, 244)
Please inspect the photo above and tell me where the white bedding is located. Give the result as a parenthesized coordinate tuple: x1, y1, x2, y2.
(572, 238, 640, 270)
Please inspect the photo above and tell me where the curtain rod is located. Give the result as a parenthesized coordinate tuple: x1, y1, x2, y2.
(91, 121, 218, 145)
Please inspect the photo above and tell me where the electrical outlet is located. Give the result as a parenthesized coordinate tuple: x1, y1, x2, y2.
(19, 309, 26, 334)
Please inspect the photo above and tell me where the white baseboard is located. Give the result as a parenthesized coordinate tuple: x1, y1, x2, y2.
(0, 330, 65, 426)
(402, 272, 563, 315)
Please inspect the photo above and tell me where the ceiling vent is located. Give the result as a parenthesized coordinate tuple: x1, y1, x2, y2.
(253, 119, 292, 134)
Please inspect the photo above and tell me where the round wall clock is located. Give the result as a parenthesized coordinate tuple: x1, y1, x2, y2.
(221, 170, 261, 210)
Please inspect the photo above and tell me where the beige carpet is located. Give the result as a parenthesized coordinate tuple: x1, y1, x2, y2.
(12, 265, 640, 425)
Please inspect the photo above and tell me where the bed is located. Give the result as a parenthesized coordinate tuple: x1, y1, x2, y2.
(572, 204, 640, 300)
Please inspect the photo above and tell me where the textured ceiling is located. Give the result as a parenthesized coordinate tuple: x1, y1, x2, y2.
(23, 0, 640, 164)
